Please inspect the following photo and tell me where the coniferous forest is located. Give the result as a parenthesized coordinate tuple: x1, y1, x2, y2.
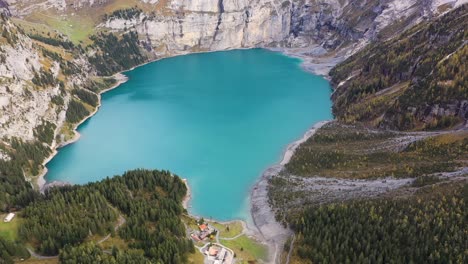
(290, 183, 467, 264)
(2, 169, 193, 263)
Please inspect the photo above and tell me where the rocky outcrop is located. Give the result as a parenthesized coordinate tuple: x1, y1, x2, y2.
(0, 18, 92, 146)
(0, 0, 10, 16)
(410, 100, 468, 128)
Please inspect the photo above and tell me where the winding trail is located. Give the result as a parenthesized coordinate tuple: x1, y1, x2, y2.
(26, 248, 58, 260)
(285, 235, 295, 264)
(219, 232, 244, 241)
(98, 214, 126, 244)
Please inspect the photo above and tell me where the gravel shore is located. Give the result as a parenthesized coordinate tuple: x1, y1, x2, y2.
(250, 121, 330, 263)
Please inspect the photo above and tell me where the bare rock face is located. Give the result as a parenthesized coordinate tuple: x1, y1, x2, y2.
(100, 0, 468, 57)
(5, 0, 467, 57)
(103, 0, 291, 57)
(0, 0, 10, 16)
(0, 19, 89, 146)
(0, 21, 54, 141)
(288, 0, 468, 49)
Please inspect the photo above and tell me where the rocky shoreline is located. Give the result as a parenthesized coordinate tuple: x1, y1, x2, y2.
(268, 46, 350, 78)
(250, 121, 330, 263)
(182, 179, 192, 210)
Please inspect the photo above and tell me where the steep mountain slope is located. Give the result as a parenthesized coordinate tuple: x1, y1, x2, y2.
(331, 4, 468, 130)
(0, 17, 91, 144)
(0, 15, 104, 211)
(7, 0, 467, 56)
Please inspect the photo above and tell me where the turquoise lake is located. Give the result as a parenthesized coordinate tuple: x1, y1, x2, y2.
(46, 49, 332, 220)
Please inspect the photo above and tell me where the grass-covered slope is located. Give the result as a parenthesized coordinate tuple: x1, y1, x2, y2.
(330, 4, 467, 130)
(285, 122, 468, 179)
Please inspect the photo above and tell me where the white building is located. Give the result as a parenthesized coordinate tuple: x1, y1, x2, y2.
(217, 248, 227, 260)
(3, 213, 15, 222)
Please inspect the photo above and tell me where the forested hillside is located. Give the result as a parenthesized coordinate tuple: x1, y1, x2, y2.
(0, 237, 30, 263)
(0, 140, 49, 211)
(2, 169, 193, 263)
(59, 242, 150, 264)
(331, 4, 467, 130)
(290, 182, 467, 263)
(269, 122, 468, 225)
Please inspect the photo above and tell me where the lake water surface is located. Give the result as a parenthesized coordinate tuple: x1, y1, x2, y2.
(46, 49, 332, 220)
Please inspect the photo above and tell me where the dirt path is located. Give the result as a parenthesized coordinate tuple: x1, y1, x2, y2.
(285, 235, 295, 264)
(219, 231, 245, 241)
(98, 214, 126, 244)
(26, 248, 58, 260)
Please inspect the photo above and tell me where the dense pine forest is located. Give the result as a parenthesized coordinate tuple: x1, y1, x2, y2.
(0, 139, 49, 211)
(289, 183, 467, 263)
(0, 237, 30, 263)
(59, 242, 151, 264)
(88, 31, 146, 76)
(2, 169, 193, 263)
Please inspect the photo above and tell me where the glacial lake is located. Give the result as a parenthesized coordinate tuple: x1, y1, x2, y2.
(46, 49, 332, 220)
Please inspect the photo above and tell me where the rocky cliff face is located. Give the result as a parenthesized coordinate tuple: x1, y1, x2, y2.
(7, 0, 466, 57)
(0, 20, 55, 143)
(101, 0, 291, 56)
(100, 0, 467, 56)
(0, 15, 95, 164)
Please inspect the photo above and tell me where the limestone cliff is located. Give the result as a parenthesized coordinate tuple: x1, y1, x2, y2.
(7, 0, 467, 57)
(102, 0, 468, 56)
(0, 15, 97, 165)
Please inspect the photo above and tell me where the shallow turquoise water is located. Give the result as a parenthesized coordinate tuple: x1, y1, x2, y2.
(46, 49, 332, 220)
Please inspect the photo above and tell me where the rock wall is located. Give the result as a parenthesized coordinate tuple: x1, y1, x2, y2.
(100, 0, 468, 57)
(0, 18, 90, 150)
(5, 0, 467, 56)
(103, 0, 291, 57)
